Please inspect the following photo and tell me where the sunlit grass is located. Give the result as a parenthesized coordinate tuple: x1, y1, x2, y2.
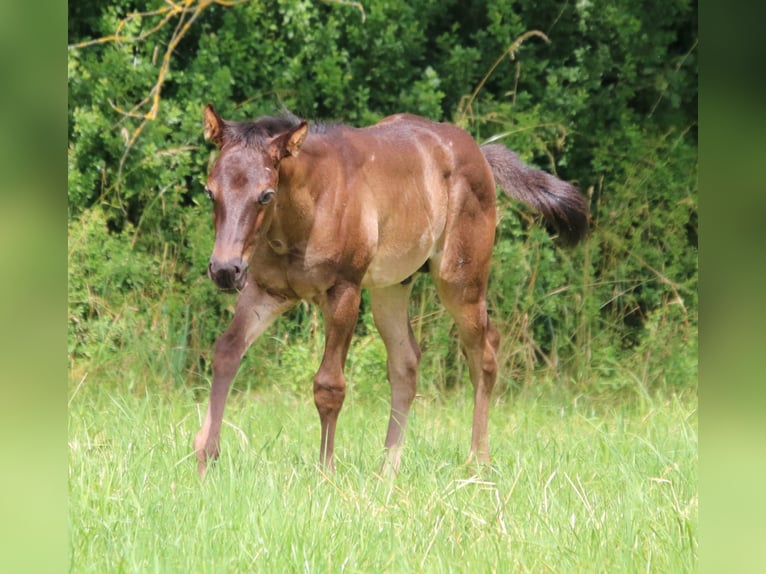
(69, 377, 697, 573)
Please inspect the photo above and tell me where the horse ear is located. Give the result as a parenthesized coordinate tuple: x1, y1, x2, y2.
(270, 121, 309, 160)
(286, 121, 309, 156)
(203, 104, 225, 147)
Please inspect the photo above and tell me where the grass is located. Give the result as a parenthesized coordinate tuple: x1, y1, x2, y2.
(68, 375, 697, 573)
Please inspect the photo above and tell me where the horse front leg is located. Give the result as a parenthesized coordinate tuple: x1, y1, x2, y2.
(313, 282, 361, 472)
(194, 283, 294, 475)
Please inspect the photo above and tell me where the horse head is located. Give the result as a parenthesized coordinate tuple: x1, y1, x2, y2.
(202, 104, 308, 291)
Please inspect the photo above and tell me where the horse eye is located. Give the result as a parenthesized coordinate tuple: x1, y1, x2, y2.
(258, 188, 275, 205)
(204, 186, 214, 201)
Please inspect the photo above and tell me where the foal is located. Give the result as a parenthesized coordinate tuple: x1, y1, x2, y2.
(194, 105, 588, 476)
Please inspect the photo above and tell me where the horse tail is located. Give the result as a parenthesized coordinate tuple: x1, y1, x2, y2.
(481, 144, 589, 246)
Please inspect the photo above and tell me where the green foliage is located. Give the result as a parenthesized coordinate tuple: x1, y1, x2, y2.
(68, 0, 697, 395)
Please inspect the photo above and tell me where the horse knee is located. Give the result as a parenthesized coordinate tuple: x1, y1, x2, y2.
(313, 371, 346, 417)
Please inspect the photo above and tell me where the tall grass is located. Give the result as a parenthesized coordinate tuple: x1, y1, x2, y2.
(69, 374, 697, 573)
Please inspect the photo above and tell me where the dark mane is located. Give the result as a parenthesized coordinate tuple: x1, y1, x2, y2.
(223, 114, 344, 147)
(222, 115, 301, 147)
(310, 121, 344, 134)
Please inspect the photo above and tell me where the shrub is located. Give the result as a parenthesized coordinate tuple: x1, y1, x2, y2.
(68, 0, 697, 397)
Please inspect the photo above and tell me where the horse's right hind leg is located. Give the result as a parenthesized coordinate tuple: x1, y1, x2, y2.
(433, 274, 500, 463)
(460, 304, 500, 463)
(370, 283, 420, 477)
(429, 179, 500, 462)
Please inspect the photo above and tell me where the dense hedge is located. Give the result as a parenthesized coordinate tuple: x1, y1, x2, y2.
(68, 0, 697, 396)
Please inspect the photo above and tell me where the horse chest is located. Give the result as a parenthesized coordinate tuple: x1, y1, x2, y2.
(251, 244, 352, 302)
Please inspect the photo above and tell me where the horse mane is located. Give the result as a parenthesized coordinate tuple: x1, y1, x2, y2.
(223, 112, 343, 147)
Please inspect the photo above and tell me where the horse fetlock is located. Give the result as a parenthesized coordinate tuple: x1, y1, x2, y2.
(379, 447, 403, 479)
(194, 430, 220, 464)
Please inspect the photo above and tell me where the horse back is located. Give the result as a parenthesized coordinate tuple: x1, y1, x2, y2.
(332, 116, 494, 287)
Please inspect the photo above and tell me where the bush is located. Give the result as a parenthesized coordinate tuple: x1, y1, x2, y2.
(68, 0, 697, 396)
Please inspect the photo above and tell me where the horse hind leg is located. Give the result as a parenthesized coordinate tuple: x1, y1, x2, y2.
(463, 303, 500, 463)
(370, 283, 420, 477)
(436, 277, 500, 463)
(430, 208, 500, 463)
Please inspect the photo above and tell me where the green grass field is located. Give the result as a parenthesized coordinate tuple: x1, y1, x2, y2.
(68, 377, 697, 573)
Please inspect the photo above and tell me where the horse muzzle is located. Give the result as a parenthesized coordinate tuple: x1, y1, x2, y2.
(208, 256, 248, 292)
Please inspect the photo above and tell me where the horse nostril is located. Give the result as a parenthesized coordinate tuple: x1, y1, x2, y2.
(208, 256, 246, 290)
(232, 258, 247, 280)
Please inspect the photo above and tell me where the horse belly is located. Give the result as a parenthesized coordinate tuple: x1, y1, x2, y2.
(356, 132, 451, 288)
(360, 220, 439, 288)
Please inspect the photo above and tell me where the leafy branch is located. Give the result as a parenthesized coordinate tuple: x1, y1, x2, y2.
(69, 0, 366, 194)
(321, 0, 366, 22)
(70, 0, 249, 190)
(455, 30, 549, 127)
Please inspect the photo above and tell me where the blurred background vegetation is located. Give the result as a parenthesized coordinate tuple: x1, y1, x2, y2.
(67, 0, 697, 401)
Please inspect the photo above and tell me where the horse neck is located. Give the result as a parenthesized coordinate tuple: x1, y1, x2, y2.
(267, 155, 320, 250)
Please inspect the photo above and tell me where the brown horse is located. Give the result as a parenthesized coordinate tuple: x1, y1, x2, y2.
(194, 104, 588, 476)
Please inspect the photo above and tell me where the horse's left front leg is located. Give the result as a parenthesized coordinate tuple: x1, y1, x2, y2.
(313, 282, 361, 472)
